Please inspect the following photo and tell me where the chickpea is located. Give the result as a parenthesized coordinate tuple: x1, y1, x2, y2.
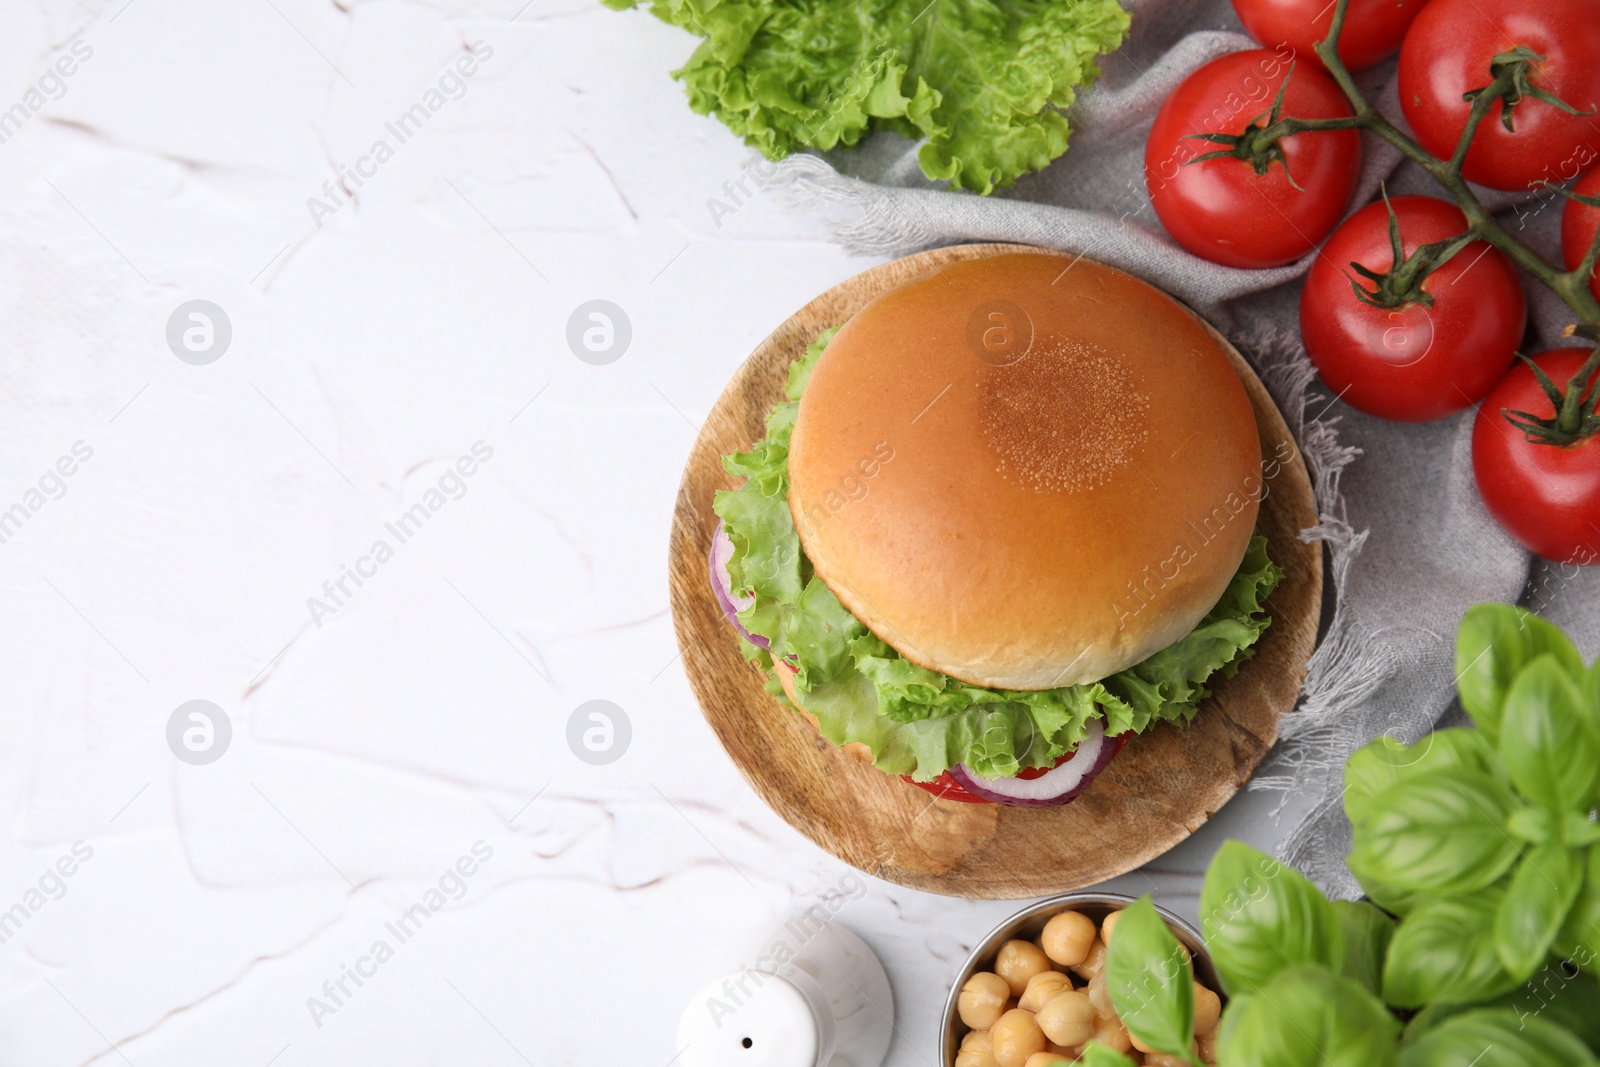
(1019, 971, 1073, 1013)
(1071, 938, 1108, 981)
(1085, 973, 1115, 1020)
(1034, 989, 1095, 1047)
(1100, 909, 1121, 946)
(1046, 1043, 1078, 1059)
(990, 1008, 1047, 1067)
(1093, 1016, 1134, 1054)
(1023, 1054, 1073, 1067)
(1197, 1032, 1219, 1064)
(995, 940, 1053, 996)
(1040, 910, 1097, 967)
(1194, 982, 1221, 1036)
(959, 972, 1012, 1031)
(1145, 1047, 1202, 1067)
(955, 1029, 1000, 1067)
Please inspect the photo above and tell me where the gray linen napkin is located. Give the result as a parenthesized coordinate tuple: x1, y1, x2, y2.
(767, 0, 1599, 897)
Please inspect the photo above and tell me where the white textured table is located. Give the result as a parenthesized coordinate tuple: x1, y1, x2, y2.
(0, 3, 1308, 1064)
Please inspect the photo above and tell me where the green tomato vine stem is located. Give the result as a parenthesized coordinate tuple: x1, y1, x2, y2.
(1305, 0, 1600, 327)
(1291, 0, 1600, 442)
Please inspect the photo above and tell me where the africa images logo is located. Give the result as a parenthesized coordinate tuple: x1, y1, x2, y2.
(305, 841, 494, 1028)
(0, 441, 93, 548)
(305, 441, 493, 626)
(305, 42, 494, 227)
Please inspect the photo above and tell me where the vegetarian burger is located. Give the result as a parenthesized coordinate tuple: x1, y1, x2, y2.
(709, 253, 1282, 806)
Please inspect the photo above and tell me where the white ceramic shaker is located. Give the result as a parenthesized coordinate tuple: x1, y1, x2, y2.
(676, 919, 893, 1067)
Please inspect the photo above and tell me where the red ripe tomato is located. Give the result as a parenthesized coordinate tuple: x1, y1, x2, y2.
(1232, 0, 1431, 73)
(1561, 166, 1600, 304)
(1399, 0, 1600, 191)
(1301, 196, 1526, 422)
(1473, 349, 1600, 565)
(1145, 49, 1361, 269)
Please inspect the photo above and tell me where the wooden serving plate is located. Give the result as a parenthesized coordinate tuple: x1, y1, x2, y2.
(667, 243, 1321, 899)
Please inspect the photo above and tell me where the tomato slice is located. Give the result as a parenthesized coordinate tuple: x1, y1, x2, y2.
(904, 771, 991, 803)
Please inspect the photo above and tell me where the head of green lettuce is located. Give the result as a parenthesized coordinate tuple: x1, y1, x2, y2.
(713, 328, 1282, 784)
(603, 0, 1132, 195)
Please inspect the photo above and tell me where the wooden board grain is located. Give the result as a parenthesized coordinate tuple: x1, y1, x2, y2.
(667, 244, 1321, 899)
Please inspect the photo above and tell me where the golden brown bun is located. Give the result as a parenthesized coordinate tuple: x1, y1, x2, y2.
(786, 253, 1261, 690)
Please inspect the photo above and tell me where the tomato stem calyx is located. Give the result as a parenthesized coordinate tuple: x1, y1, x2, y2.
(1181, 63, 1361, 188)
(1346, 187, 1476, 310)
(1466, 47, 1596, 136)
(1184, 63, 1305, 187)
(1503, 349, 1600, 447)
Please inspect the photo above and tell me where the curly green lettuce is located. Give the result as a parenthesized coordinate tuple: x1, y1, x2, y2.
(713, 328, 1283, 782)
(604, 0, 1131, 194)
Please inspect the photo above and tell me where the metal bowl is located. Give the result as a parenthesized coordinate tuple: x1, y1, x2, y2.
(939, 893, 1222, 1065)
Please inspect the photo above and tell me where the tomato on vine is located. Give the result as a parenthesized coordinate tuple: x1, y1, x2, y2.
(1399, 0, 1600, 191)
(1300, 195, 1526, 422)
(1145, 49, 1361, 269)
(1232, 0, 1430, 73)
(1561, 166, 1600, 304)
(1473, 349, 1600, 565)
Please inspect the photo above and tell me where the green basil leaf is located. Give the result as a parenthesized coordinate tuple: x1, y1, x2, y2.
(1409, 962, 1600, 1054)
(1496, 842, 1584, 980)
(1347, 768, 1520, 895)
(1333, 899, 1396, 994)
(1218, 963, 1399, 1067)
(1557, 845, 1600, 972)
(1401, 1003, 1451, 1047)
(1198, 841, 1344, 997)
(1456, 604, 1583, 743)
(1566, 812, 1600, 847)
(1399, 1008, 1595, 1067)
(1514, 965, 1600, 1054)
(1353, 872, 1428, 918)
(1105, 896, 1194, 1060)
(1076, 1044, 1137, 1067)
(1213, 988, 1252, 1053)
(1508, 805, 1560, 844)
(1501, 655, 1600, 812)
(1383, 889, 1523, 1008)
(1344, 730, 1503, 830)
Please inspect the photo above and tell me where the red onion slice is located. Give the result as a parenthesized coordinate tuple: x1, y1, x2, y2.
(945, 720, 1123, 807)
(708, 524, 771, 650)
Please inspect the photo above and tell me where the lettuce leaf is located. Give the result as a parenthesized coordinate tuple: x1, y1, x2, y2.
(713, 328, 1283, 782)
(605, 0, 1130, 194)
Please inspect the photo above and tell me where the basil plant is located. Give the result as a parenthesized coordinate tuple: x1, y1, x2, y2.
(1345, 603, 1600, 1002)
(1096, 605, 1600, 1067)
(1104, 844, 1600, 1067)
